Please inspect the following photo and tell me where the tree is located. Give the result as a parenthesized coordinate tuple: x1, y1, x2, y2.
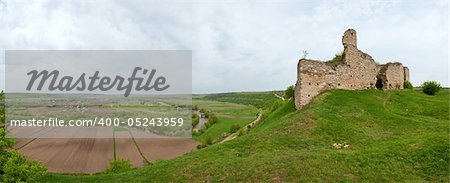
(1, 151, 47, 182)
(284, 85, 295, 99)
(403, 80, 413, 89)
(0, 92, 46, 182)
(229, 124, 240, 133)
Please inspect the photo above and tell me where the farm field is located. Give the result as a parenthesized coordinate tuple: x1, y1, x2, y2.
(15, 134, 198, 173)
(6, 93, 198, 173)
(17, 138, 114, 173)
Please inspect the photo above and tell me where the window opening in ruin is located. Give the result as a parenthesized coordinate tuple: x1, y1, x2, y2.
(375, 76, 384, 90)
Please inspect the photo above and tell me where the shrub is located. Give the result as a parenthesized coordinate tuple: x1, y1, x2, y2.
(192, 105, 198, 111)
(237, 130, 244, 137)
(192, 114, 200, 127)
(197, 144, 208, 149)
(219, 132, 228, 139)
(199, 108, 207, 114)
(192, 130, 198, 136)
(104, 159, 133, 174)
(229, 124, 240, 133)
(204, 136, 213, 145)
(326, 51, 344, 66)
(284, 85, 295, 99)
(403, 80, 413, 89)
(421, 81, 441, 95)
(207, 115, 218, 124)
(1, 151, 47, 183)
(204, 122, 211, 128)
(0, 91, 47, 182)
(0, 128, 15, 158)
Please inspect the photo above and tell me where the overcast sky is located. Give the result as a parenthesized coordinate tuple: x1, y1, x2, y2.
(0, 0, 448, 93)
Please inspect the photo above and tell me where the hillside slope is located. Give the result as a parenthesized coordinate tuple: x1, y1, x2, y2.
(45, 89, 449, 182)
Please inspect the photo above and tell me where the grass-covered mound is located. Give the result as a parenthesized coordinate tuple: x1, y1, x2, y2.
(45, 89, 449, 182)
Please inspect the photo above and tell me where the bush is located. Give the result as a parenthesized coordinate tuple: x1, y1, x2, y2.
(104, 159, 133, 174)
(326, 51, 344, 66)
(0, 91, 47, 182)
(192, 114, 200, 127)
(0, 128, 15, 158)
(421, 81, 441, 95)
(1, 151, 47, 183)
(229, 124, 240, 133)
(204, 122, 211, 128)
(237, 130, 244, 137)
(197, 144, 208, 149)
(284, 85, 295, 99)
(204, 136, 213, 145)
(403, 80, 413, 89)
(207, 115, 218, 124)
(192, 130, 198, 136)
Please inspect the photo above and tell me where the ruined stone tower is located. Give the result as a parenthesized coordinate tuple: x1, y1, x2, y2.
(294, 29, 409, 109)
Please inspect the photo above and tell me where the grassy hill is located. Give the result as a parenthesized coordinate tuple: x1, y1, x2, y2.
(45, 89, 449, 182)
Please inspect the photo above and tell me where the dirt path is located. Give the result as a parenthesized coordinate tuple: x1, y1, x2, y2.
(274, 93, 285, 101)
(193, 111, 207, 130)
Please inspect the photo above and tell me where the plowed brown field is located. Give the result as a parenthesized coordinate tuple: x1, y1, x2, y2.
(17, 136, 198, 173)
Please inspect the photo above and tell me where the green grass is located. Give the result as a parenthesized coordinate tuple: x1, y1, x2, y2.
(192, 100, 258, 142)
(194, 117, 251, 142)
(44, 89, 449, 182)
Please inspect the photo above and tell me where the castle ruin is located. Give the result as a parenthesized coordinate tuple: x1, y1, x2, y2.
(295, 29, 409, 109)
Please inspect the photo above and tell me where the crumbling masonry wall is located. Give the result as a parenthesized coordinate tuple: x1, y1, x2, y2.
(295, 29, 409, 109)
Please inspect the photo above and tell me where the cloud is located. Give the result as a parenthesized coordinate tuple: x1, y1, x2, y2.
(0, 0, 448, 92)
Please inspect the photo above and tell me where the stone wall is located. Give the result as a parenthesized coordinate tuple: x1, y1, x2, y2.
(403, 67, 410, 81)
(377, 63, 405, 89)
(295, 29, 409, 109)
